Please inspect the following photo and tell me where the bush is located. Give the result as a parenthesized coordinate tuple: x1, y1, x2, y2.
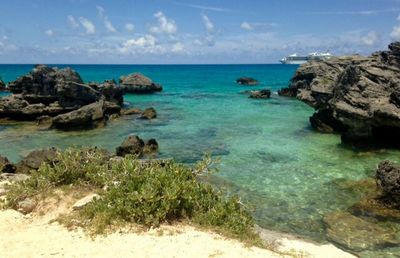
(5, 148, 259, 243)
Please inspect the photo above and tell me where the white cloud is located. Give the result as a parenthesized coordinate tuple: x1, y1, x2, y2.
(119, 34, 165, 54)
(45, 29, 54, 36)
(171, 42, 185, 53)
(150, 11, 177, 35)
(240, 22, 253, 31)
(79, 17, 96, 34)
(96, 5, 117, 33)
(391, 25, 400, 40)
(201, 14, 214, 33)
(67, 15, 80, 29)
(361, 31, 378, 46)
(125, 23, 135, 32)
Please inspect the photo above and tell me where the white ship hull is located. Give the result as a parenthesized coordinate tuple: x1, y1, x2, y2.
(280, 60, 307, 65)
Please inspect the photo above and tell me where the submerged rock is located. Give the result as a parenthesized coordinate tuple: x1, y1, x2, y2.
(140, 107, 157, 120)
(0, 80, 6, 91)
(236, 77, 258, 85)
(120, 73, 163, 94)
(279, 42, 400, 148)
(376, 160, 400, 204)
(249, 89, 271, 99)
(122, 108, 142, 116)
(323, 211, 400, 251)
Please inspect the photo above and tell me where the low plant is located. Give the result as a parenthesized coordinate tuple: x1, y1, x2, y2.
(5, 148, 260, 244)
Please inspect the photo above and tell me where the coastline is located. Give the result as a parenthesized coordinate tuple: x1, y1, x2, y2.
(0, 207, 355, 258)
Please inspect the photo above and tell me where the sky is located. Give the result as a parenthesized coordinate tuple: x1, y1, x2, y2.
(1, 0, 400, 64)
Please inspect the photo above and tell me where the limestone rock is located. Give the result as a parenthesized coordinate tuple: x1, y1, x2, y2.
(140, 107, 157, 120)
(236, 77, 258, 85)
(120, 73, 163, 94)
(72, 194, 100, 210)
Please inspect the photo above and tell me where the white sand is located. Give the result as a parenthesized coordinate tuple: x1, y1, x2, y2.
(0, 193, 356, 258)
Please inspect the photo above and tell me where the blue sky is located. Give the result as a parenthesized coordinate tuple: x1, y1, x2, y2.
(0, 0, 400, 63)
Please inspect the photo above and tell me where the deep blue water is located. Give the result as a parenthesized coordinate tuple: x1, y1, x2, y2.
(1, 64, 399, 256)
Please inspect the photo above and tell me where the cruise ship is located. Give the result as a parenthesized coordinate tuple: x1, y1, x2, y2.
(280, 52, 333, 64)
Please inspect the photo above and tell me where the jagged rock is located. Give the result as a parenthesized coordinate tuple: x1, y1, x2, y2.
(52, 101, 106, 129)
(0, 155, 16, 173)
(236, 77, 258, 85)
(16, 148, 58, 173)
(140, 107, 157, 120)
(89, 80, 124, 105)
(122, 108, 142, 116)
(36, 115, 53, 129)
(120, 73, 163, 94)
(116, 135, 145, 157)
(72, 194, 100, 210)
(0, 80, 6, 91)
(279, 43, 400, 148)
(249, 89, 271, 99)
(376, 160, 400, 204)
(323, 212, 400, 252)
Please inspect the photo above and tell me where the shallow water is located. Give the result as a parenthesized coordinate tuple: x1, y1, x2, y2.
(1, 64, 400, 256)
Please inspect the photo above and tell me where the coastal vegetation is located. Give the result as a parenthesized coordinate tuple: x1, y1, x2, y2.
(2, 148, 261, 245)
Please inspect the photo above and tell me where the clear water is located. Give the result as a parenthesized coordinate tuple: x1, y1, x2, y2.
(1, 64, 400, 256)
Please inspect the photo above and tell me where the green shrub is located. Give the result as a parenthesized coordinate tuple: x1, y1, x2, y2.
(5, 148, 259, 244)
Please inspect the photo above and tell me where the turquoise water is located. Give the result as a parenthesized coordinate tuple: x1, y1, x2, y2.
(1, 65, 400, 256)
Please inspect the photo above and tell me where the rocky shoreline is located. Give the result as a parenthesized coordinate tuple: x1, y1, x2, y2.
(0, 65, 161, 130)
(279, 42, 400, 148)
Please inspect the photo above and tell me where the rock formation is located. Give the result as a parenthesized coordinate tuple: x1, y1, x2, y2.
(116, 135, 159, 157)
(249, 89, 271, 99)
(120, 73, 163, 94)
(376, 160, 400, 205)
(0, 79, 6, 91)
(140, 107, 157, 120)
(236, 77, 258, 86)
(0, 65, 123, 129)
(279, 42, 400, 148)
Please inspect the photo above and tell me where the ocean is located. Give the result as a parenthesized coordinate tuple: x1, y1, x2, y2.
(1, 64, 400, 257)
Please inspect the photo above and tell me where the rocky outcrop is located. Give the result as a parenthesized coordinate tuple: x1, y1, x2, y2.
(0, 155, 16, 173)
(249, 89, 271, 99)
(16, 148, 58, 174)
(376, 160, 400, 205)
(0, 65, 123, 130)
(236, 77, 258, 86)
(116, 135, 159, 157)
(140, 107, 157, 120)
(0, 80, 6, 91)
(120, 73, 163, 94)
(279, 43, 400, 148)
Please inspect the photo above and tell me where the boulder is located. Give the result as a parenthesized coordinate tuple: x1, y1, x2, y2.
(279, 43, 400, 148)
(89, 80, 124, 106)
(116, 135, 145, 157)
(17, 148, 58, 173)
(0, 80, 5, 91)
(375, 160, 400, 204)
(140, 107, 157, 120)
(0, 155, 16, 173)
(52, 101, 105, 129)
(236, 77, 258, 85)
(249, 89, 271, 99)
(17, 198, 36, 214)
(72, 193, 100, 210)
(119, 73, 163, 94)
(122, 108, 142, 116)
(144, 139, 159, 153)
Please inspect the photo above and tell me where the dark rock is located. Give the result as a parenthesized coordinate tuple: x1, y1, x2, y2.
(376, 160, 400, 204)
(122, 108, 142, 116)
(249, 89, 271, 99)
(120, 73, 163, 94)
(279, 43, 400, 148)
(323, 211, 400, 251)
(0, 80, 6, 91)
(90, 80, 124, 106)
(52, 101, 105, 129)
(36, 115, 53, 129)
(0, 155, 16, 173)
(116, 135, 145, 157)
(144, 139, 159, 153)
(140, 107, 157, 120)
(236, 77, 258, 85)
(17, 148, 58, 173)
